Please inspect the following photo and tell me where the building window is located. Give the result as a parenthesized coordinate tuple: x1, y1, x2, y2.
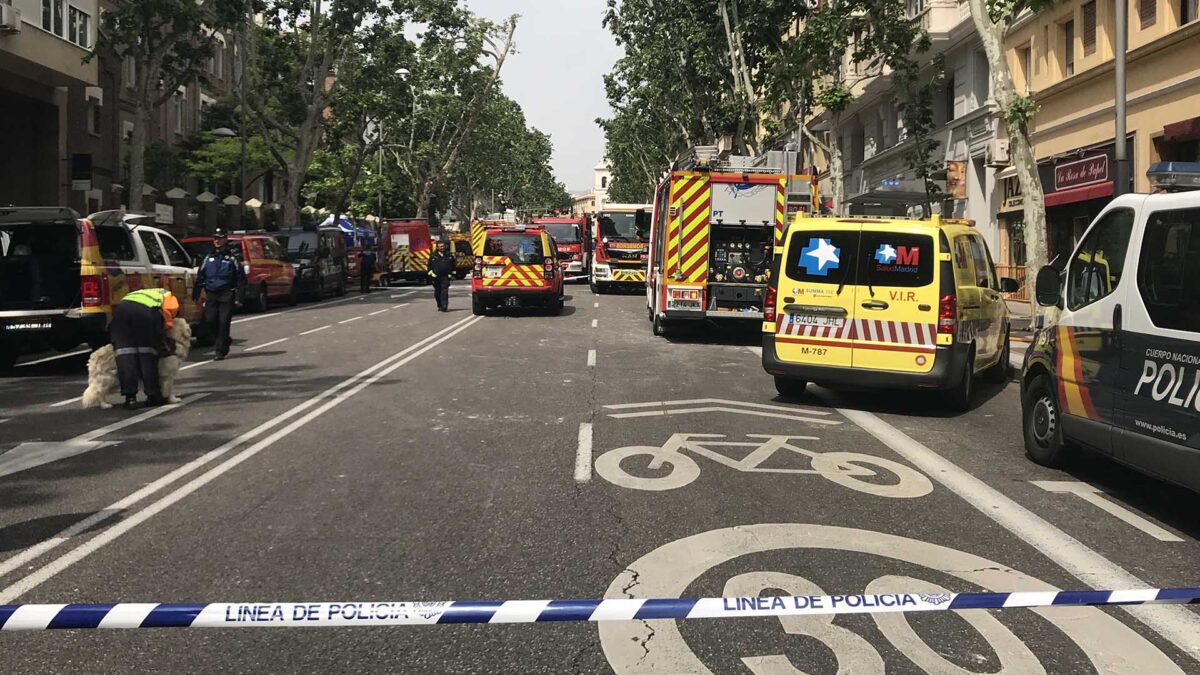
(68, 6, 90, 48)
(943, 74, 956, 123)
(601, 176, 607, 189)
(1018, 45, 1033, 93)
(906, 0, 925, 18)
(123, 55, 136, 90)
(173, 92, 185, 134)
(1140, 0, 1157, 27)
(1183, 0, 1198, 24)
(42, 0, 64, 37)
(1063, 20, 1075, 76)
(87, 101, 101, 135)
(1081, 2, 1097, 56)
(214, 42, 224, 80)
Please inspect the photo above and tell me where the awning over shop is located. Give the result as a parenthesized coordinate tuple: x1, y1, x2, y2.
(1043, 181, 1113, 207)
(1164, 116, 1200, 142)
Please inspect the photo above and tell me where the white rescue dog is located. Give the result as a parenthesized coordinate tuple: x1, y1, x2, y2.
(81, 317, 192, 409)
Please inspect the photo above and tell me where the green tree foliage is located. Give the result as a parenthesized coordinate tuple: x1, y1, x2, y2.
(95, 0, 248, 210)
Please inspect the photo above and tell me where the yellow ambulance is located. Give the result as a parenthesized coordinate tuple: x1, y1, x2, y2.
(762, 214, 1019, 410)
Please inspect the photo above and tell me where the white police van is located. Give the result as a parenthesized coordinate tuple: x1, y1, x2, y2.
(1021, 162, 1200, 492)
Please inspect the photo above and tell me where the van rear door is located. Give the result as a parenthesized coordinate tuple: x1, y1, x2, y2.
(774, 223, 861, 369)
(851, 224, 939, 374)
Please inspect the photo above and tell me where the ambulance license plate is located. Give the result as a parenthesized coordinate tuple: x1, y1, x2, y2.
(790, 314, 844, 328)
(484, 266, 503, 278)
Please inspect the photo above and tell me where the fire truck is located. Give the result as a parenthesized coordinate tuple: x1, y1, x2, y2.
(591, 203, 652, 294)
(646, 146, 809, 337)
(532, 215, 590, 281)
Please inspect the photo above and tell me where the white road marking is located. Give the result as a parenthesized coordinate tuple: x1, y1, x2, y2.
(587, 349, 596, 367)
(390, 292, 416, 299)
(231, 293, 368, 324)
(244, 338, 290, 353)
(831, 403, 1200, 660)
(338, 316, 363, 324)
(1031, 480, 1184, 542)
(575, 422, 593, 483)
(0, 418, 9, 425)
(300, 325, 331, 336)
(604, 398, 832, 416)
(0, 394, 209, 479)
(230, 311, 282, 325)
(0, 316, 483, 602)
(594, 302, 599, 308)
(745, 346, 762, 356)
(368, 309, 389, 316)
(607, 406, 842, 426)
(15, 349, 90, 367)
(50, 397, 81, 408)
(391, 303, 409, 309)
(592, 319, 598, 328)
(180, 360, 213, 371)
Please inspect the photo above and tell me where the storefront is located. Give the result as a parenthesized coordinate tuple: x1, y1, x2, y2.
(1036, 139, 1133, 262)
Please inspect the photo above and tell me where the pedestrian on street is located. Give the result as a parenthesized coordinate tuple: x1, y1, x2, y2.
(193, 229, 244, 360)
(359, 247, 377, 294)
(428, 240, 455, 312)
(110, 288, 180, 410)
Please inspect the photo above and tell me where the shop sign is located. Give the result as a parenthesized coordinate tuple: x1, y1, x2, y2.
(1054, 155, 1108, 191)
(1001, 176, 1024, 212)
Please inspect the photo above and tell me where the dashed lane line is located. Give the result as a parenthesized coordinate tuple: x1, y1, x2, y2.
(244, 338, 289, 353)
(830, 401, 1200, 661)
(391, 303, 409, 310)
(591, 319, 598, 328)
(338, 316, 364, 325)
(574, 422, 593, 483)
(300, 325, 331, 336)
(0, 316, 484, 602)
(587, 349, 596, 367)
(368, 309, 389, 316)
(231, 293, 368, 325)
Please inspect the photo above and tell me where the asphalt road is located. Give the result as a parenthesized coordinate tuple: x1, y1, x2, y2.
(1, 281, 1198, 673)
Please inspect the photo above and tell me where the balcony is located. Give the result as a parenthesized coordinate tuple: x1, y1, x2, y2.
(909, 0, 967, 43)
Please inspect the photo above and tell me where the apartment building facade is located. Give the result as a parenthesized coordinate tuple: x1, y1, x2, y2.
(0, 0, 102, 211)
(998, 0, 1200, 267)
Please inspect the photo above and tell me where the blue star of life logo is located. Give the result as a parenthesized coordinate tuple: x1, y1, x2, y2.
(799, 237, 840, 276)
(875, 243, 898, 264)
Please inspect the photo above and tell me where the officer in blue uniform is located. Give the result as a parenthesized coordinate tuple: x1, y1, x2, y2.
(192, 229, 244, 360)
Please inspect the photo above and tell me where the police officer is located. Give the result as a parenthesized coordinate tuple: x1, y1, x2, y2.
(111, 288, 180, 410)
(427, 240, 455, 312)
(359, 247, 377, 294)
(193, 229, 244, 360)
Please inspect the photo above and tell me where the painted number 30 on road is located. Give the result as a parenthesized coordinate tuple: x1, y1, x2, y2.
(599, 524, 1182, 674)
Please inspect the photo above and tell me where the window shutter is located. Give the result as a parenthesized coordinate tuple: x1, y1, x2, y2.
(1082, 2, 1097, 55)
(1140, 0, 1156, 27)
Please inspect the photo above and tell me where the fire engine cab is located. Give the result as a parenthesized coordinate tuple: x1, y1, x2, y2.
(646, 146, 804, 337)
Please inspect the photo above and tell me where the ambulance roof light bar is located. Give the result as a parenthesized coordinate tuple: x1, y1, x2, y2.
(1147, 162, 1200, 192)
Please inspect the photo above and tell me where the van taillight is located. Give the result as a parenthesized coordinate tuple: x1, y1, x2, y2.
(938, 294, 957, 334)
(764, 284, 777, 323)
(543, 257, 555, 279)
(81, 275, 107, 308)
(473, 256, 482, 279)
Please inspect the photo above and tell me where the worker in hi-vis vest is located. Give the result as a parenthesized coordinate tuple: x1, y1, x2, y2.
(110, 288, 180, 410)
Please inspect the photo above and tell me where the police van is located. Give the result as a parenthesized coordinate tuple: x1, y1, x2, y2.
(1022, 162, 1200, 493)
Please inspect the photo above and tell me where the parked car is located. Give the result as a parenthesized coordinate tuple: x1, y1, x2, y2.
(182, 232, 297, 312)
(0, 208, 203, 369)
(763, 213, 1018, 410)
(275, 228, 348, 300)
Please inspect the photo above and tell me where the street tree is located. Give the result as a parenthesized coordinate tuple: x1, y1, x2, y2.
(966, 0, 1053, 299)
(95, 0, 247, 211)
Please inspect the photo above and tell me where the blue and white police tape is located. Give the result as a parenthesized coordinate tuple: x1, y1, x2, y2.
(2, 587, 1198, 630)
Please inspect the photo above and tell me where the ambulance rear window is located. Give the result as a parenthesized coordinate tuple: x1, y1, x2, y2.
(485, 234, 545, 265)
(859, 232, 935, 288)
(784, 230, 859, 285)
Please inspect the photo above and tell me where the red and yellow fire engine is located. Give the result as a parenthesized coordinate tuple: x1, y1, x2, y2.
(646, 146, 814, 336)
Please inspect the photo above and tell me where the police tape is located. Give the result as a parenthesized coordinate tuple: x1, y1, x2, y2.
(2, 587, 1198, 630)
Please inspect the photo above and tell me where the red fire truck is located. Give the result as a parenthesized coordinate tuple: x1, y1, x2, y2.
(590, 203, 652, 294)
(646, 147, 807, 337)
(532, 216, 590, 282)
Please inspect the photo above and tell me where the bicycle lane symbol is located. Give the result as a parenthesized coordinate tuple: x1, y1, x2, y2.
(594, 433, 934, 499)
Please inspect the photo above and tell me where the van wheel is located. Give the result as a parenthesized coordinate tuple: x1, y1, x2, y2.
(336, 277, 346, 297)
(590, 280, 602, 295)
(251, 284, 269, 313)
(551, 297, 564, 315)
(947, 348, 975, 412)
(652, 313, 674, 337)
(472, 297, 486, 316)
(455, 270, 468, 280)
(986, 330, 1010, 383)
(1023, 373, 1077, 467)
(774, 376, 808, 399)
